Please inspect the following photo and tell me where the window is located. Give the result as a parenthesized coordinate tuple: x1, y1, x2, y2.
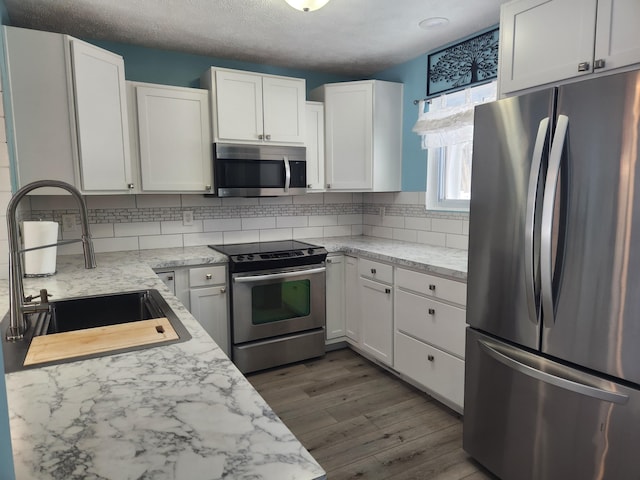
(414, 82, 497, 211)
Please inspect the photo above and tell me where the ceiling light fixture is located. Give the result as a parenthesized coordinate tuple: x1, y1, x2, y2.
(419, 17, 450, 30)
(285, 0, 331, 12)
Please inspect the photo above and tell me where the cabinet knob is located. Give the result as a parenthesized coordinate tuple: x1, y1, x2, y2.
(205, 273, 212, 280)
(205, 185, 212, 191)
(127, 183, 135, 189)
(220, 287, 226, 293)
(371, 268, 376, 274)
(326, 259, 332, 264)
(428, 284, 436, 291)
(428, 308, 435, 315)
(578, 61, 590, 72)
(326, 184, 331, 189)
(265, 134, 271, 140)
(427, 354, 435, 362)
(594, 58, 606, 70)
(258, 134, 264, 140)
(307, 184, 312, 188)
(385, 288, 391, 294)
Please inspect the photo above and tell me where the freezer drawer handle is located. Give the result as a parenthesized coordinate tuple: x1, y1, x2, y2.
(478, 339, 629, 405)
(428, 284, 436, 291)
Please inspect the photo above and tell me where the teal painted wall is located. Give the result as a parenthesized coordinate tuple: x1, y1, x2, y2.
(0, 7, 15, 480)
(87, 39, 351, 94)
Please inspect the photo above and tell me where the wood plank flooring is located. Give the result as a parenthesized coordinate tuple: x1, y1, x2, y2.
(247, 348, 496, 480)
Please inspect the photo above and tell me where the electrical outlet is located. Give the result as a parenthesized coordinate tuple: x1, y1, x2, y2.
(182, 210, 194, 226)
(379, 206, 385, 220)
(62, 214, 77, 232)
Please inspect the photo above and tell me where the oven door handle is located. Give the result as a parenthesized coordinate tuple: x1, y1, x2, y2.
(233, 266, 326, 283)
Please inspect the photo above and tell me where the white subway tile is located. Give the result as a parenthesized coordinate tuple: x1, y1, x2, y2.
(293, 193, 323, 205)
(56, 242, 83, 255)
(203, 218, 242, 232)
(223, 230, 260, 244)
(293, 226, 323, 239)
(382, 215, 404, 229)
(0, 96, 4, 116)
(405, 217, 431, 231)
(0, 118, 5, 143)
(0, 167, 10, 192)
(0, 262, 8, 280)
(89, 223, 114, 238)
(136, 194, 181, 208)
(351, 225, 364, 236)
(370, 192, 394, 204)
(352, 193, 364, 203)
(114, 222, 161, 237)
(92, 236, 140, 253)
(431, 218, 463, 234)
(338, 213, 363, 225)
(462, 220, 469, 235)
(370, 226, 393, 239)
(363, 213, 382, 226)
(221, 197, 259, 206)
(393, 229, 418, 243)
(417, 192, 427, 205)
(30, 195, 77, 210)
(87, 195, 136, 209)
(446, 233, 469, 250)
(276, 216, 308, 228)
(417, 231, 447, 247)
(0, 143, 9, 168)
(362, 225, 373, 236)
(260, 228, 292, 241)
(323, 225, 351, 237)
(324, 192, 353, 204)
(183, 231, 223, 247)
(362, 193, 374, 203)
(181, 195, 221, 207)
(393, 192, 420, 204)
(242, 217, 276, 230)
(161, 220, 203, 234)
(309, 215, 337, 227)
(0, 216, 7, 240)
(139, 234, 183, 250)
(259, 196, 292, 205)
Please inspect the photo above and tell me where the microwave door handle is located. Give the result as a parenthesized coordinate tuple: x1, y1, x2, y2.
(283, 155, 291, 192)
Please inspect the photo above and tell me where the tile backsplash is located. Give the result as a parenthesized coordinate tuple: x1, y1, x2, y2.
(24, 191, 469, 258)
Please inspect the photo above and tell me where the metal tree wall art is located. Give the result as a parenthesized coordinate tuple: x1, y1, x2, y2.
(427, 28, 499, 97)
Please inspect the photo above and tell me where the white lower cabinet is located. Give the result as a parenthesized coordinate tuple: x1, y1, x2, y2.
(393, 267, 467, 413)
(359, 277, 393, 365)
(344, 256, 360, 343)
(325, 254, 346, 340)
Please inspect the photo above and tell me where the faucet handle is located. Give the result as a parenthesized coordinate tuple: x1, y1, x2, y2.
(24, 289, 51, 304)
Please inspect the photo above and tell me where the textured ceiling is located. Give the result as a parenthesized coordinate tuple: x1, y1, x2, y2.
(4, 0, 508, 76)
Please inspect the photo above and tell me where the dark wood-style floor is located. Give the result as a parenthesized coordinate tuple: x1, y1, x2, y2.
(247, 348, 495, 480)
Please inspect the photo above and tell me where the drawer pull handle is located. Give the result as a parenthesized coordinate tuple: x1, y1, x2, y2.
(428, 284, 436, 291)
(385, 288, 391, 294)
(220, 287, 226, 293)
(428, 308, 435, 315)
(427, 354, 435, 362)
(371, 268, 377, 274)
(205, 273, 213, 280)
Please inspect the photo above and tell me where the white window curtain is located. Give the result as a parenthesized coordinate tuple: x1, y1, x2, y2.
(412, 100, 475, 150)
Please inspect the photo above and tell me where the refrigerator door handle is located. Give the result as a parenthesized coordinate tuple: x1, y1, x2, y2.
(541, 114, 569, 325)
(478, 339, 629, 405)
(524, 117, 549, 326)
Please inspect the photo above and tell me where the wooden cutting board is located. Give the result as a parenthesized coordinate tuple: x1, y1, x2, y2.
(24, 317, 178, 366)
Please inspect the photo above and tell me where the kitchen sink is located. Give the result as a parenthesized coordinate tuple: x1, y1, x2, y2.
(2, 289, 191, 373)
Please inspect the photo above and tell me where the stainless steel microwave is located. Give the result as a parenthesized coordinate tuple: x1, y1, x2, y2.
(213, 143, 307, 197)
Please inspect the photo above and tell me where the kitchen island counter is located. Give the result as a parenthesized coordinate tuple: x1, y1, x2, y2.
(2, 248, 325, 480)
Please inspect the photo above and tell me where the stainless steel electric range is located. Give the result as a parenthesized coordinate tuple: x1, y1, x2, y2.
(209, 240, 327, 373)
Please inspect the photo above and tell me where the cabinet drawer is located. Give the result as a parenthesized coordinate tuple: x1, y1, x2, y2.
(358, 258, 393, 284)
(189, 265, 226, 287)
(394, 331, 464, 412)
(396, 268, 466, 306)
(395, 289, 466, 358)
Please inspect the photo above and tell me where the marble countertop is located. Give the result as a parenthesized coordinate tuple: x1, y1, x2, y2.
(3, 250, 325, 480)
(3, 236, 466, 479)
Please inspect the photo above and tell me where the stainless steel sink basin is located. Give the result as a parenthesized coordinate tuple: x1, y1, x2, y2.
(2, 289, 191, 373)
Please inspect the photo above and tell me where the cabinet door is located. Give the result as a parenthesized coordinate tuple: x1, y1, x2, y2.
(262, 76, 305, 144)
(189, 286, 230, 357)
(499, 0, 597, 95)
(69, 38, 133, 192)
(305, 102, 325, 191)
(214, 70, 263, 142)
(325, 255, 345, 340)
(359, 277, 393, 366)
(594, 0, 640, 73)
(324, 83, 373, 190)
(344, 256, 361, 343)
(136, 85, 212, 192)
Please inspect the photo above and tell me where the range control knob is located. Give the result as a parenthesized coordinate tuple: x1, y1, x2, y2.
(237, 255, 245, 261)
(247, 254, 254, 259)
(307, 248, 314, 254)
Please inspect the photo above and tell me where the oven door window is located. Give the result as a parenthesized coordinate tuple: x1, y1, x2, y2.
(251, 279, 311, 324)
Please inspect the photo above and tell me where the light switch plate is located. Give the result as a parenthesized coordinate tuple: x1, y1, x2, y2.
(62, 214, 77, 232)
(182, 211, 194, 226)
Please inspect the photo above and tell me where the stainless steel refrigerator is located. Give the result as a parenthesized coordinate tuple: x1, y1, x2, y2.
(464, 70, 640, 480)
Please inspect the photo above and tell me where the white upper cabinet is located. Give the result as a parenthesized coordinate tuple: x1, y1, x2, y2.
(3, 26, 133, 194)
(70, 39, 133, 192)
(130, 82, 212, 193)
(310, 80, 402, 192)
(305, 101, 325, 191)
(201, 67, 306, 145)
(499, 0, 640, 96)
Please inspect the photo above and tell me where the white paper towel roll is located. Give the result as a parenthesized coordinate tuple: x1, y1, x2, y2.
(23, 221, 59, 276)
